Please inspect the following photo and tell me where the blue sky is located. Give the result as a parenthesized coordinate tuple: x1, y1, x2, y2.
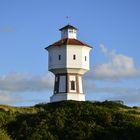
(0, 0, 140, 106)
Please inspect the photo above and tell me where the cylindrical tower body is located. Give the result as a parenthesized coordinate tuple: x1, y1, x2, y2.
(45, 25, 92, 102)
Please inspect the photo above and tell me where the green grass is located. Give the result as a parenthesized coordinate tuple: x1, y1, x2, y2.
(0, 100, 140, 140)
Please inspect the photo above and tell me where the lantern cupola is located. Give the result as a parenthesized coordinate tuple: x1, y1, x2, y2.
(59, 24, 78, 39)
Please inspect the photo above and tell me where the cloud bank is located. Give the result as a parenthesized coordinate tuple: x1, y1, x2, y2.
(86, 44, 140, 80)
(0, 72, 54, 104)
(84, 44, 140, 106)
(93, 87, 140, 105)
(0, 72, 54, 92)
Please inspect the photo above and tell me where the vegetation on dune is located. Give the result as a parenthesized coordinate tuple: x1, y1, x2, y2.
(0, 129, 11, 140)
(0, 101, 140, 140)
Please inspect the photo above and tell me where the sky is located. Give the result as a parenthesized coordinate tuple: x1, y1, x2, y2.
(0, 0, 140, 106)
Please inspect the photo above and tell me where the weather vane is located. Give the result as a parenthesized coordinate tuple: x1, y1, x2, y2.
(66, 16, 71, 24)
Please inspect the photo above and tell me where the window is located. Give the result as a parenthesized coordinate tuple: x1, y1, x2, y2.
(58, 55, 61, 60)
(71, 81, 75, 90)
(85, 56, 87, 61)
(69, 29, 73, 33)
(73, 54, 76, 60)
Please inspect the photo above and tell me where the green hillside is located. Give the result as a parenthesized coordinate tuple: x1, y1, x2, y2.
(0, 101, 140, 140)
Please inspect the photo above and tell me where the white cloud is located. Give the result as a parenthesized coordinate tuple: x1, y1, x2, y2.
(0, 72, 54, 92)
(93, 87, 140, 106)
(84, 44, 140, 106)
(0, 72, 54, 105)
(0, 91, 10, 102)
(0, 90, 17, 104)
(86, 44, 140, 80)
(94, 87, 140, 95)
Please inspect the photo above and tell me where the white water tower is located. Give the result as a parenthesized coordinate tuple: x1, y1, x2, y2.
(45, 24, 92, 102)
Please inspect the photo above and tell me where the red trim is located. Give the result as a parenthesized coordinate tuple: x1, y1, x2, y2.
(45, 38, 92, 49)
(53, 73, 84, 95)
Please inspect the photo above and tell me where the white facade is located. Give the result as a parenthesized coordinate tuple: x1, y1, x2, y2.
(50, 93, 85, 102)
(66, 45, 91, 72)
(48, 45, 66, 69)
(48, 45, 91, 74)
(78, 76, 83, 93)
(61, 28, 77, 39)
(46, 24, 92, 102)
(59, 76, 66, 92)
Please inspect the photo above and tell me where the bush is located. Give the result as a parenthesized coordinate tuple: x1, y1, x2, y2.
(0, 129, 11, 140)
(1, 101, 140, 140)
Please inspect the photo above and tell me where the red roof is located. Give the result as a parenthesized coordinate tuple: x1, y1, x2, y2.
(45, 38, 92, 49)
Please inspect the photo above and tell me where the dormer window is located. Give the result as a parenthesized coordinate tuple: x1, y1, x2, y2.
(69, 29, 73, 33)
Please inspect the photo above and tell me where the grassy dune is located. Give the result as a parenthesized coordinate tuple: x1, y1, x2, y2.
(0, 101, 140, 140)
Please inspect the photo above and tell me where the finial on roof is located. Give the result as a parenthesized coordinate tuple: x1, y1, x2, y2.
(66, 16, 71, 24)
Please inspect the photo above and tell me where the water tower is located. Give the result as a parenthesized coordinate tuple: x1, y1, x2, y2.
(45, 25, 92, 102)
